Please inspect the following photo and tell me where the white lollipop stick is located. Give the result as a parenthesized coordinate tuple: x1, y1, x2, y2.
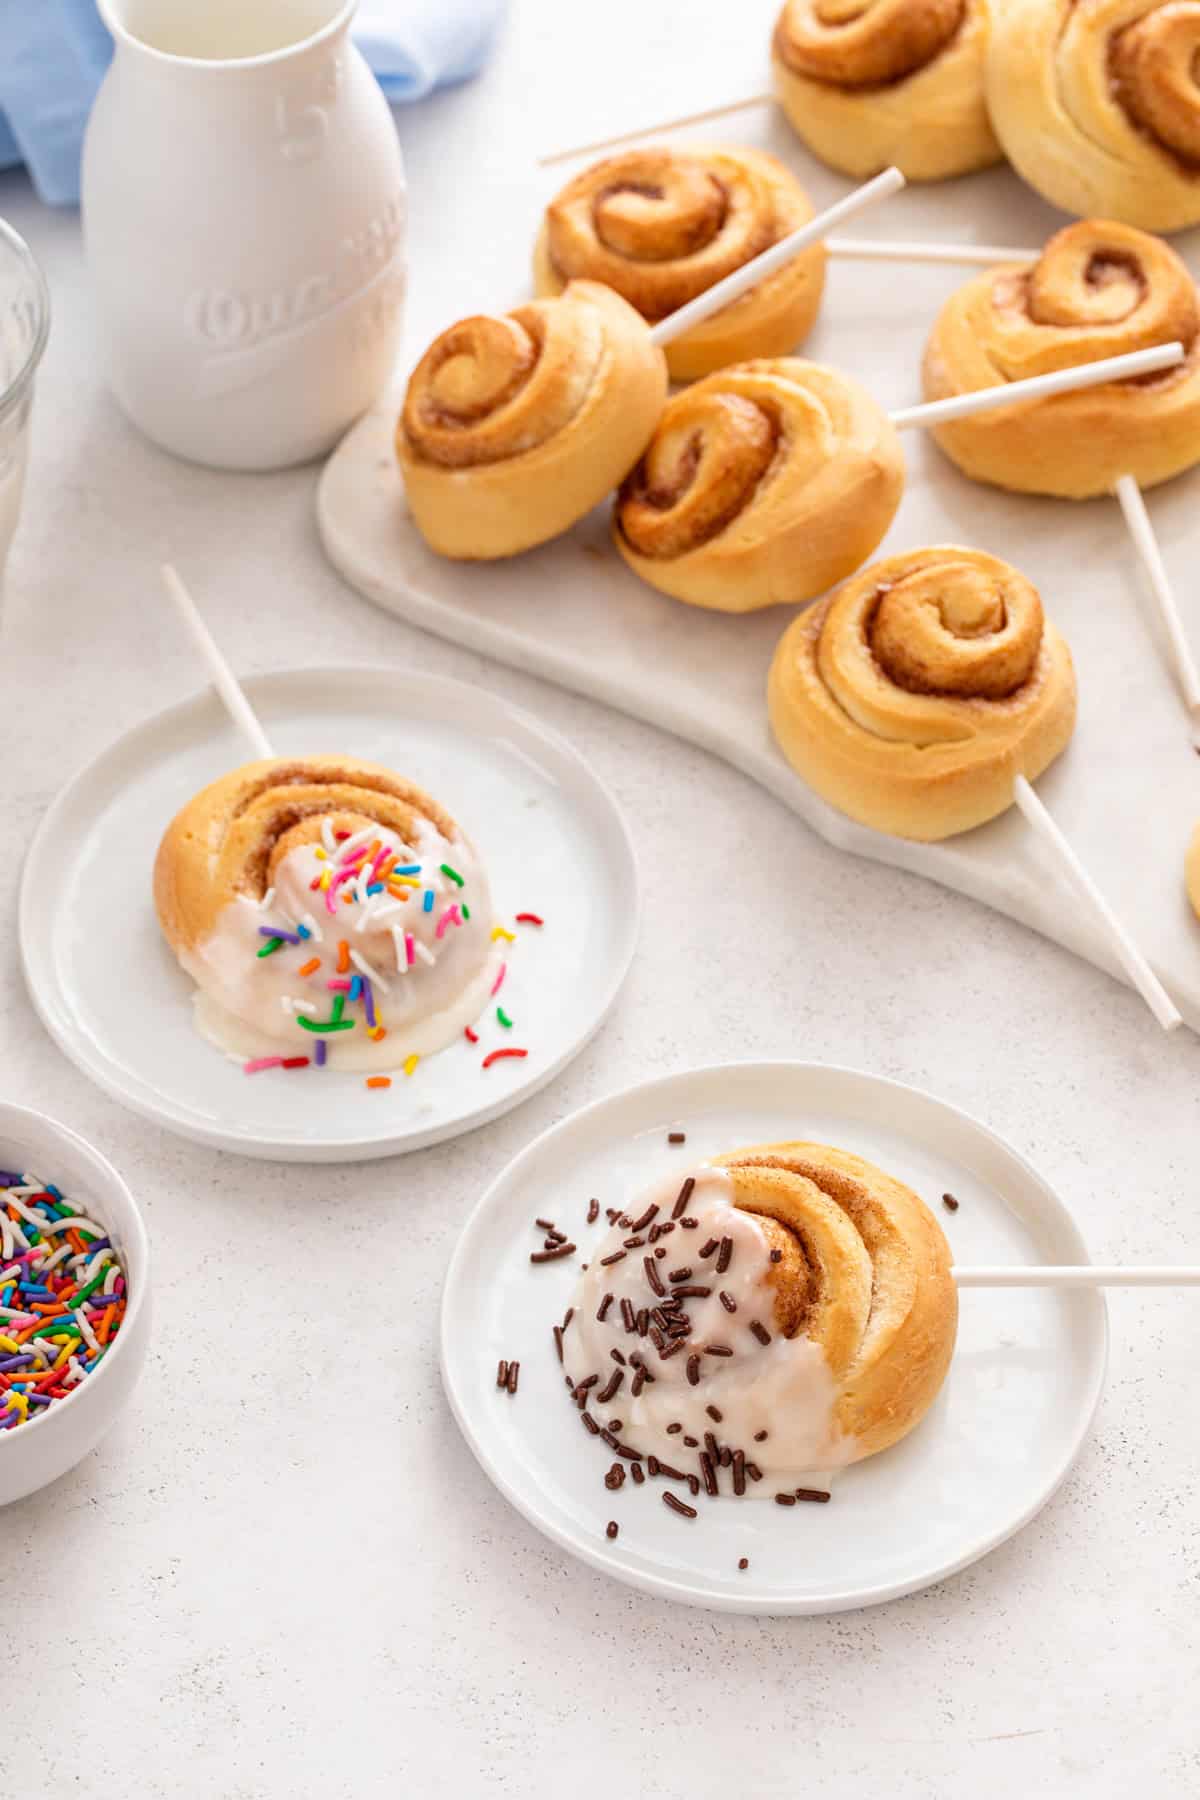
(1113, 473, 1200, 728)
(537, 93, 773, 166)
(650, 167, 905, 349)
(954, 1266, 1200, 1287)
(1012, 775, 1180, 1031)
(161, 563, 275, 760)
(828, 239, 1037, 266)
(889, 341, 1185, 429)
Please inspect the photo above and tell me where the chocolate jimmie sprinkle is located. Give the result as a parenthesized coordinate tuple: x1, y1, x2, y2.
(496, 1360, 508, 1388)
(599, 1250, 627, 1267)
(596, 1294, 613, 1322)
(698, 1238, 719, 1259)
(672, 1177, 696, 1220)
(530, 1243, 576, 1264)
(942, 1192, 960, 1212)
(597, 1369, 624, 1404)
(606, 1520, 619, 1539)
(749, 1321, 772, 1346)
(644, 1256, 666, 1297)
(668, 1132, 686, 1144)
(620, 1298, 636, 1332)
(794, 1488, 832, 1504)
(686, 1354, 701, 1386)
(719, 1291, 737, 1313)
(716, 1238, 733, 1274)
(663, 1493, 697, 1519)
(587, 1199, 599, 1225)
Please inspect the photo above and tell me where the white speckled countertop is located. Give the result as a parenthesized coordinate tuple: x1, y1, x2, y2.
(2, 3, 1199, 1794)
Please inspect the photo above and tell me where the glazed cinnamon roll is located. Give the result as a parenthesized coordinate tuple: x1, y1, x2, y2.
(154, 757, 496, 1070)
(772, 0, 1001, 180)
(987, 1, 1200, 232)
(533, 145, 826, 382)
(922, 219, 1200, 497)
(561, 1144, 956, 1489)
(396, 281, 667, 559)
(613, 359, 904, 612)
(767, 547, 1077, 839)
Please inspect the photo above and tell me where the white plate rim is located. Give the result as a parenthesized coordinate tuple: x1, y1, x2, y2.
(439, 1059, 1110, 1615)
(18, 665, 641, 1161)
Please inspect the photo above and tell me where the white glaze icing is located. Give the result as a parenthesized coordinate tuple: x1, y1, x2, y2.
(561, 1167, 856, 1494)
(180, 819, 497, 1071)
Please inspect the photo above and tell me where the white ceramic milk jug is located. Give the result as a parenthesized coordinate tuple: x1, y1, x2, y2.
(83, 0, 405, 470)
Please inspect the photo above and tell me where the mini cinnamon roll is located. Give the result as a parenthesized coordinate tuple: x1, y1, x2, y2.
(154, 757, 496, 1069)
(396, 281, 667, 559)
(922, 219, 1200, 497)
(987, 0, 1200, 232)
(772, 0, 1001, 181)
(561, 1144, 956, 1487)
(767, 547, 1077, 839)
(534, 145, 825, 381)
(613, 359, 904, 612)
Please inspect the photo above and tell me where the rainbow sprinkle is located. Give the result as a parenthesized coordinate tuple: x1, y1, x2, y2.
(0, 1175, 128, 1432)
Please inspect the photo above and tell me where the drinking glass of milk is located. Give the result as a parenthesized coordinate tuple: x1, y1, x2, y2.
(0, 219, 49, 576)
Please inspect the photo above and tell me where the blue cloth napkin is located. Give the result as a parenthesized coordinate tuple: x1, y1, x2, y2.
(0, 0, 505, 207)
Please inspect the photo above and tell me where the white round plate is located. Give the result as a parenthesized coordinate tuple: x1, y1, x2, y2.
(20, 668, 638, 1161)
(441, 1061, 1108, 1615)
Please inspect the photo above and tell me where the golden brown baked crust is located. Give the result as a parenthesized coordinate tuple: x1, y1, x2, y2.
(1187, 822, 1200, 919)
(716, 1141, 958, 1461)
(612, 358, 904, 612)
(767, 546, 1078, 840)
(154, 756, 462, 954)
(987, 0, 1200, 232)
(772, 0, 1001, 180)
(922, 219, 1200, 497)
(396, 280, 667, 559)
(533, 145, 826, 381)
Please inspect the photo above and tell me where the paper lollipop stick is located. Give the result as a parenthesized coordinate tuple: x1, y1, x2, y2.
(1011, 774, 1180, 1032)
(954, 1266, 1200, 1287)
(161, 563, 275, 759)
(889, 342, 1185, 430)
(648, 166, 905, 348)
(829, 239, 1039, 267)
(1112, 474, 1200, 734)
(537, 94, 773, 167)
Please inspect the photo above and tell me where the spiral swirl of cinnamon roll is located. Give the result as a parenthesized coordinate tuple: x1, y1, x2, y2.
(922, 219, 1200, 496)
(533, 146, 826, 381)
(561, 1144, 956, 1484)
(767, 547, 1077, 839)
(396, 280, 667, 559)
(987, 1, 1200, 231)
(771, 0, 1001, 180)
(613, 359, 904, 612)
(155, 758, 496, 1070)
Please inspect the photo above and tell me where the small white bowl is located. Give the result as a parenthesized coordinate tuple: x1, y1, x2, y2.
(0, 1104, 150, 1505)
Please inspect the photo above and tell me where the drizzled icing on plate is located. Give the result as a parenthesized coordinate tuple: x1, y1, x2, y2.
(562, 1166, 856, 1494)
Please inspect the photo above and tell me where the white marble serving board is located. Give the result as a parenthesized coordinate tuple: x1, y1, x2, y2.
(316, 110, 1200, 1032)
